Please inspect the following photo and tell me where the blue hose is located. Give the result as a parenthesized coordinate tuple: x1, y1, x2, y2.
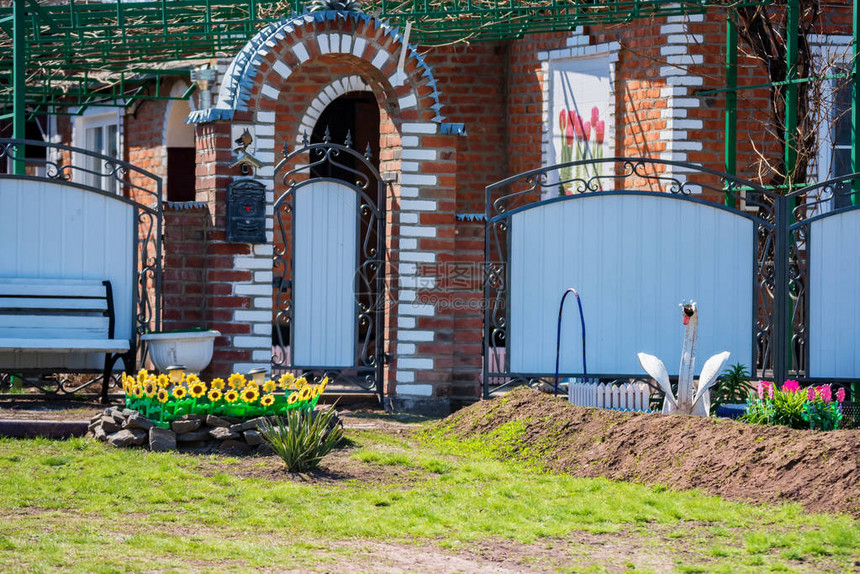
(553, 288, 587, 397)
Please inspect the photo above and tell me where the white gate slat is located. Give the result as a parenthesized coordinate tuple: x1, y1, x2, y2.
(809, 211, 860, 378)
(293, 181, 357, 367)
(509, 195, 753, 376)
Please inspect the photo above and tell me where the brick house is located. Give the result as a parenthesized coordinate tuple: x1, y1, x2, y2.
(21, 4, 856, 414)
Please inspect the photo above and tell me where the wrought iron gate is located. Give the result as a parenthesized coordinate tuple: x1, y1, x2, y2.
(272, 134, 385, 401)
(483, 157, 860, 397)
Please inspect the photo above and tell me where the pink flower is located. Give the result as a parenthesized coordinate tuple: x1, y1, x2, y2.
(817, 385, 832, 403)
(591, 106, 600, 126)
(757, 380, 770, 400)
(559, 110, 568, 132)
(574, 115, 585, 140)
(595, 120, 605, 145)
(807, 386, 816, 401)
(565, 122, 575, 146)
(768, 383, 774, 400)
(836, 387, 846, 403)
(782, 379, 800, 393)
(583, 121, 591, 142)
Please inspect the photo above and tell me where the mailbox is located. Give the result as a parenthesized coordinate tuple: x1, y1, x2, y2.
(226, 178, 266, 243)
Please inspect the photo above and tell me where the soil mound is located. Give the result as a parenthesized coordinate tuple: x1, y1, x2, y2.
(436, 388, 860, 517)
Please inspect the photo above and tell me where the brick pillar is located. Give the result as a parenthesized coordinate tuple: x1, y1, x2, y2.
(389, 124, 459, 416)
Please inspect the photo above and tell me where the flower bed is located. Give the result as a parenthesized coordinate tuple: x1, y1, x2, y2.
(744, 380, 846, 431)
(120, 369, 326, 428)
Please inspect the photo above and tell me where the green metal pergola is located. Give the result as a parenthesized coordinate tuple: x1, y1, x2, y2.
(0, 0, 857, 189)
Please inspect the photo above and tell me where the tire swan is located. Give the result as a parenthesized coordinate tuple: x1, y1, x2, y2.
(637, 302, 730, 416)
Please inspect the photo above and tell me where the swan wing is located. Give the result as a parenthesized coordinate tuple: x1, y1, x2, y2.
(637, 352, 676, 407)
(692, 351, 731, 406)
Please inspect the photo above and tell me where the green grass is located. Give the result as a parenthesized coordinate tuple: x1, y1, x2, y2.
(0, 426, 856, 573)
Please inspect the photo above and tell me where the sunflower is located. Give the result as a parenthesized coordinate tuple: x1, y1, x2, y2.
(299, 385, 313, 402)
(278, 373, 296, 390)
(172, 385, 188, 400)
(295, 377, 308, 389)
(241, 386, 259, 403)
(132, 385, 143, 398)
(156, 374, 170, 388)
(208, 388, 223, 402)
(188, 381, 207, 398)
(156, 388, 169, 403)
(260, 394, 276, 407)
(262, 379, 277, 393)
(137, 369, 148, 384)
(318, 376, 329, 394)
(224, 389, 240, 403)
(287, 391, 299, 405)
(210, 378, 226, 390)
(227, 373, 246, 389)
(143, 381, 157, 398)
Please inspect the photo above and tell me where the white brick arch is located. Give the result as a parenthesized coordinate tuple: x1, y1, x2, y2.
(296, 75, 373, 145)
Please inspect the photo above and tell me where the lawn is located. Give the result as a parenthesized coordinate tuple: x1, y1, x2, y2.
(0, 416, 856, 573)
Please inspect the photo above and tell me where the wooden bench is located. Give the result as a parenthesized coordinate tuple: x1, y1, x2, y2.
(0, 278, 132, 402)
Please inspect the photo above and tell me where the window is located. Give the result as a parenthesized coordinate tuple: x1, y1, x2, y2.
(545, 54, 613, 196)
(73, 110, 122, 192)
(827, 74, 853, 209)
(813, 36, 853, 210)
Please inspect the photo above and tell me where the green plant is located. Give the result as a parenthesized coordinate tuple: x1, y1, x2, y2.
(710, 363, 753, 412)
(259, 406, 344, 472)
(743, 380, 845, 431)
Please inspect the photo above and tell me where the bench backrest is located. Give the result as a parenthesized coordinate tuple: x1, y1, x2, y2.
(0, 278, 116, 340)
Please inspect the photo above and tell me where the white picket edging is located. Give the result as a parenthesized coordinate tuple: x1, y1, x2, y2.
(568, 381, 652, 412)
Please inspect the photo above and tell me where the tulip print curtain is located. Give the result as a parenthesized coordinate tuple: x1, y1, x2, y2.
(548, 55, 611, 196)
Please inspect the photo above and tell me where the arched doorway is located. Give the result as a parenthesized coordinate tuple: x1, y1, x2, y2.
(311, 92, 381, 178)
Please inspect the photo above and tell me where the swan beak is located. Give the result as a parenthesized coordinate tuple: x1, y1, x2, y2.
(683, 315, 690, 325)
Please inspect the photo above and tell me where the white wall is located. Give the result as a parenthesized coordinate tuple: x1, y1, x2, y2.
(808, 209, 860, 378)
(508, 194, 754, 376)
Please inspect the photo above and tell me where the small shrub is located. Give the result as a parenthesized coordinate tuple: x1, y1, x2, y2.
(711, 363, 753, 412)
(259, 406, 344, 472)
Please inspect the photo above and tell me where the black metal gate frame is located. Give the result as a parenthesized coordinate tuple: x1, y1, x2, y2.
(482, 157, 860, 398)
(0, 138, 162, 395)
(272, 137, 386, 402)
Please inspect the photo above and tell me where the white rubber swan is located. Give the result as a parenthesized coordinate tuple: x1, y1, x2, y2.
(637, 302, 730, 416)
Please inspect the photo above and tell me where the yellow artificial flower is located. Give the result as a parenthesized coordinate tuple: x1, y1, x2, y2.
(143, 381, 157, 398)
(295, 377, 308, 389)
(210, 378, 226, 390)
(172, 386, 187, 400)
(278, 373, 296, 390)
(156, 388, 169, 403)
(132, 385, 143, 398)
(287, 392, 299, 405)
(156, 374, 170, 388)
(318, 377, 329, 394)
(245, 381, 259, 392)
(227, 373, 246, 389)
(188, 381, 207, 398)
(262, 380, 277, 393)
(299, 386, 313, 402)
(137, 369, 148, 384)
(260, 394, 275, 407)
(224, 389, 239, 403)
(208, 388, 223, 402)
(241, 387, 259, 404)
